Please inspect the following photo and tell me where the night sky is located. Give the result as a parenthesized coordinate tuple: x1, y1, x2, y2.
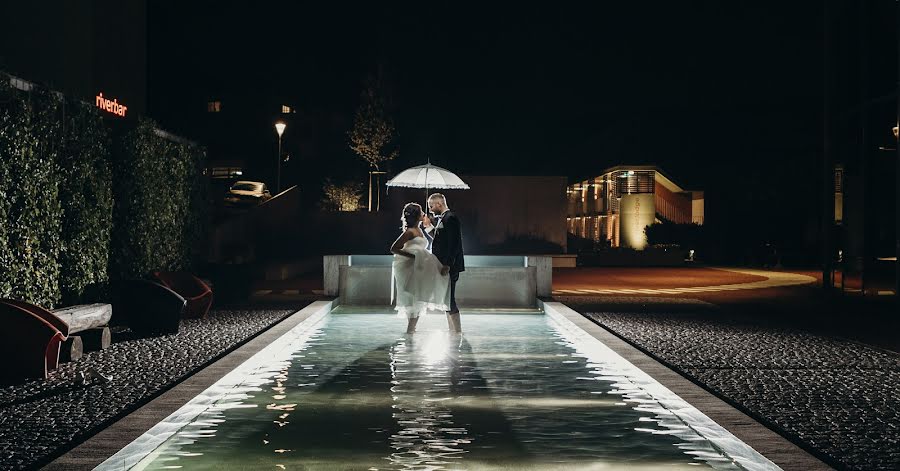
(147, 2, 894, 258)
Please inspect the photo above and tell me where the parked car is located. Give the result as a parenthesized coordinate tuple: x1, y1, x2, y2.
(224, 181, 271, 208)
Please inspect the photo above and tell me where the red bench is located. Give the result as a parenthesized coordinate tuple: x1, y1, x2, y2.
(152, 271, 213, 319)
(0, 299, 70, 380)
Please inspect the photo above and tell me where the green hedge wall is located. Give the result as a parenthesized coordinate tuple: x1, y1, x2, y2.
(57, 100, 113, 305)
(0, 75, 205, 308)
(0, 82, 64, 307)
(111, 118, 207, 280)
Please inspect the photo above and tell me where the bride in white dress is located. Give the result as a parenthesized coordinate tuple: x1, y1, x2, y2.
(390, 202, 451, 333)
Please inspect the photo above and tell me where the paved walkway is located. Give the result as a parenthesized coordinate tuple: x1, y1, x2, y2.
(553, 267, 816, 295)
(0, 305, 303, 471)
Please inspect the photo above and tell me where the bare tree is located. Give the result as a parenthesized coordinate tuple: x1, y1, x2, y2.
(348, 70, 397, 211)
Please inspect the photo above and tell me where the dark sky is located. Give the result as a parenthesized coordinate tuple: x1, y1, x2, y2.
(149, 2, 826, 181)
(148, 2, 894, 253)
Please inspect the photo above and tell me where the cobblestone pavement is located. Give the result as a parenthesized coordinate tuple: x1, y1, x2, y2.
(0, 305, 304, 471)
(560, 297, 900, 471)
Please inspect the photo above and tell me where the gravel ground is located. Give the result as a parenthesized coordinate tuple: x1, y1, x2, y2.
(0, 304, 305, 471)
(560, 296, 900, 471)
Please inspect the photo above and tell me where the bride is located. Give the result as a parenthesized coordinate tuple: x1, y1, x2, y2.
(390, 202, 451, 333)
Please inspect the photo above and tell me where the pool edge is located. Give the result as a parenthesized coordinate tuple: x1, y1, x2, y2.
(540, 300, 833, 471)
(47, 300, 833, 471)
(43, 300, 335, 471)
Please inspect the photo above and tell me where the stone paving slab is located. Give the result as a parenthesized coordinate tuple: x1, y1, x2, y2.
(573, 304, 900, 471)
(0, 305, 304, 471)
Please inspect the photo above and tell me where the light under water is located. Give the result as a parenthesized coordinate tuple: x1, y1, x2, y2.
(105, 311, 776, 471)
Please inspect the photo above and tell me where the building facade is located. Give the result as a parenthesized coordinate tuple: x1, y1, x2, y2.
(0, 1, 147, 119)
(566, 165, 704, 250)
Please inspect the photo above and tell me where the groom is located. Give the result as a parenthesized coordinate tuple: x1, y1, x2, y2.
(427, 193, 465, 333)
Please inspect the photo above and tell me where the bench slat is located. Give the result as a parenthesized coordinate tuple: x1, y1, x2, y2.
(51, 304, 112, 333)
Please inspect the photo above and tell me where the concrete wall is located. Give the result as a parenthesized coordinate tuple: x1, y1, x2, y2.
(325, 255, 553, 305)
(655, 181, 693, 224)
(439, 175, 568, 254)
(619, 194, 656, 250)
(212, 175, 568, 261)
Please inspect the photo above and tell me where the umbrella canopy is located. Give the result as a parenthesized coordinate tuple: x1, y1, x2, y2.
(385, 163, 470, 190)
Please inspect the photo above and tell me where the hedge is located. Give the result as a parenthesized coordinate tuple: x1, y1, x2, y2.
(645, 221, 704, 250)
(0, 82, 64, 307)
(111, 118, 207, 280)
(57, 100, 114, 305)
(0, 74, 205, 308)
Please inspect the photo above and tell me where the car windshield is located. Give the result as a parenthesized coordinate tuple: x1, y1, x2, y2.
(231, 183, 260, 192)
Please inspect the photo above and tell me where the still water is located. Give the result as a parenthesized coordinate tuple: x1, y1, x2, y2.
(100, 311, 777, 470)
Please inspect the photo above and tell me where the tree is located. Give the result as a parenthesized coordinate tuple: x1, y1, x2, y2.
(348, 70, 397, 211)
(321, 179, 363, 212)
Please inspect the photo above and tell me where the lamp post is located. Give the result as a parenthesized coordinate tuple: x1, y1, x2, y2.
(895, 120, 900, 300)
(275, 121, 286, 193)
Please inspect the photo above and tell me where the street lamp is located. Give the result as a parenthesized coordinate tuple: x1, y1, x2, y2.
(275, 121, 286, 193)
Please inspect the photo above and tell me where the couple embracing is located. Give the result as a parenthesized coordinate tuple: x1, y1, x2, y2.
(390, 193, 464, 334)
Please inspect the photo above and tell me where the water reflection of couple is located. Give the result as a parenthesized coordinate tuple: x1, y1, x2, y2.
(388, 332, 526, 468)
(390, 193, 464, 334)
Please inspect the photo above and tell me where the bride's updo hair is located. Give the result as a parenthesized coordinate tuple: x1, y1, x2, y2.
(401, 202, 423, 232)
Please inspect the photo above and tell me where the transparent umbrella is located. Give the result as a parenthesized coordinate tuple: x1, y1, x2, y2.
(385, 162, 470, 196)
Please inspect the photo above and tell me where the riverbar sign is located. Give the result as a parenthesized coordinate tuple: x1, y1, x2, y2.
(95, 92, 127, 117)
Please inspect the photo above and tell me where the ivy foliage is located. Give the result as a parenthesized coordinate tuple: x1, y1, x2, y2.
(111, 118, 207, 280)
(0, 74, 205, 308)
(0, 81, 64, 307)
(57, 100, 114, 304)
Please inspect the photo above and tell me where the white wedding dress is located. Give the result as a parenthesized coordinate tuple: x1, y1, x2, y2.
(392, 236, 451, 318)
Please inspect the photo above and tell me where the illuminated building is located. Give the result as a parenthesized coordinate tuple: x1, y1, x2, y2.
(566, 165, 704, 250)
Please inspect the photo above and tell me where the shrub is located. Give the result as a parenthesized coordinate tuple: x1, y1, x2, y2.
(645, 221, 704, 250)
(320, 178, 363, 211)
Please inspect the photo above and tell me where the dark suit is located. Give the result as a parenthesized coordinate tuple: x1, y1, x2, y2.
(431, 210, 464, 312)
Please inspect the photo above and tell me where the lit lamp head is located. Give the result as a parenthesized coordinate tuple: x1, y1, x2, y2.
(275, 121, 287, 137)
(892, 124, 898, 140)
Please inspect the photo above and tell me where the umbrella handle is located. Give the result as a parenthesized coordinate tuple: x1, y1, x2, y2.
(424, 164, 430, 209)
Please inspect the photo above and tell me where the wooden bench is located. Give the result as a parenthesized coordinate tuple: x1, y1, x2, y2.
(0, 301, 113, 381)
(51, 304, 113, 362)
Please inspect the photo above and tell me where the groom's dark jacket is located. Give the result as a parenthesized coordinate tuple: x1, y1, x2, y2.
(432, 210, 465, 273)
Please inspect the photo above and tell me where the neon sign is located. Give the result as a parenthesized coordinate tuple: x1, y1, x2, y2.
(95, 92, 127, 117)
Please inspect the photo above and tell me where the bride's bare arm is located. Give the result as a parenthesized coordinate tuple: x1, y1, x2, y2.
(390, 229, 416, 258)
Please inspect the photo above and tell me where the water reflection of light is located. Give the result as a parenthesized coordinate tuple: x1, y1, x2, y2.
(388, 330, 471, 470)
(423, 331, 451, 365)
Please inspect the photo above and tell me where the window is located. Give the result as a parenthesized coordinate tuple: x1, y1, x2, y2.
(207, 101, 222, 113)
(616, 170, 655, 195)
(833, 165, 843, 193)
(231, 182, 261, 192)
(281, 105, 292, 114)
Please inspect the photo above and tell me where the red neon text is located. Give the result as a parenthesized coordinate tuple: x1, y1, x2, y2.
(95, 92, 127, 117)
